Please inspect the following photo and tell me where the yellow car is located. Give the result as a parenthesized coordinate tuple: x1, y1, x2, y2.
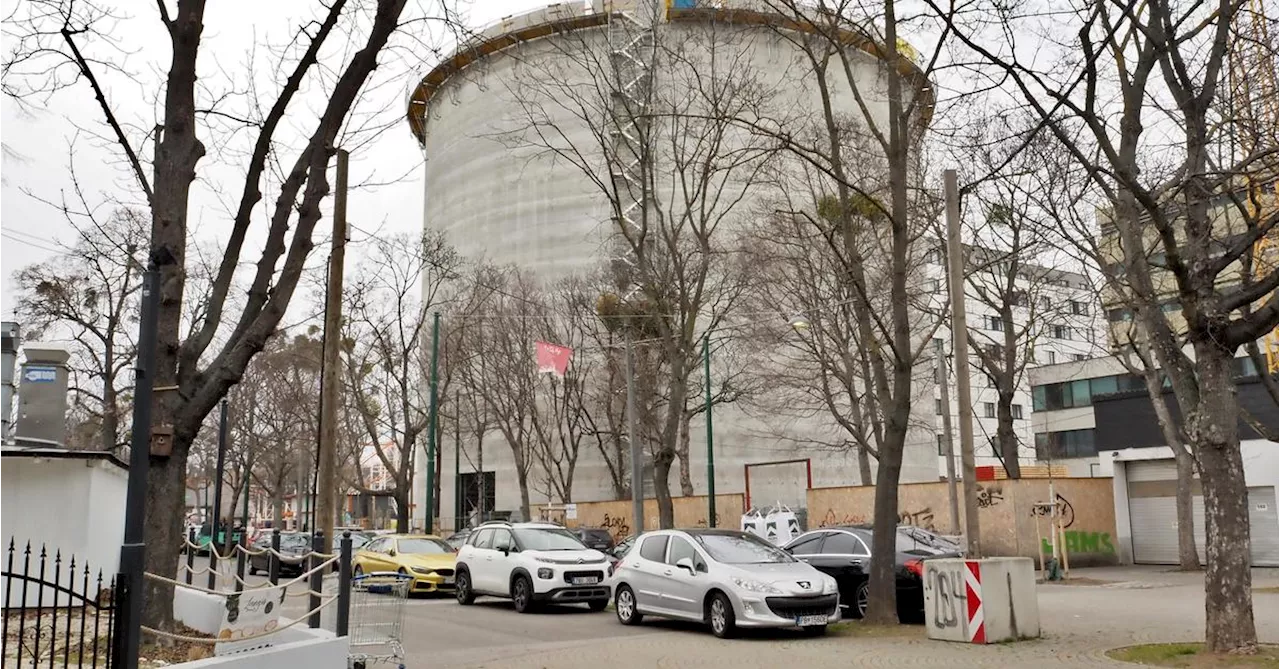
(352, 534, 457, 594)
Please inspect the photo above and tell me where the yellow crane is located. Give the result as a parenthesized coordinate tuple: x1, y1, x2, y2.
(1229, 0, 1279, 373)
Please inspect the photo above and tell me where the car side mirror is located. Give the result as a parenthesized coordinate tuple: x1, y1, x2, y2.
(676, 557, 696, 575)
(388, 550, 396, 557)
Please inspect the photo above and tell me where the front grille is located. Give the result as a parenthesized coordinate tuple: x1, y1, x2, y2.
(562, 570, 605, 584)
(765, 594, 839, 619)
(435, 568, 455, 577)
(552, 587, 609, 601)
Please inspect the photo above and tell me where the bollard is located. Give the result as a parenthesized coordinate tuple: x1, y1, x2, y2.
(235, 531, 247, 593)
(185, 527, 196, 585)
(269, 529, 281, 585)
(308, 531, 324, 629)
(337, 531, 352, 637)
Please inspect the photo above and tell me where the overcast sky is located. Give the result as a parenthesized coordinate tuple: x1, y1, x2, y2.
(0, 0, 550, 320)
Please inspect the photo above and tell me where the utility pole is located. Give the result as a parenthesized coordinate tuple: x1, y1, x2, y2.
(703, 333, 716, 527)
(317, 149, 348, 552)
(210, 399, 229, 589)
(937, 356, 961, 536)
(626, 333, 643, 535)
(945, 168, 981, 557)
(426, 311, 441, 534)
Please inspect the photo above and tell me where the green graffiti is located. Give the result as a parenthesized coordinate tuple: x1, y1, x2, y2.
(1041, 531, 1114, 555)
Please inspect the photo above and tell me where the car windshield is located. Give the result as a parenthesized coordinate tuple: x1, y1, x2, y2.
(582, 529, 612, 541)
(280, 534, 310, 549)
(397, 538, 452, 554)
(694, 532, 795, 564)
(513, 528, 587, 551)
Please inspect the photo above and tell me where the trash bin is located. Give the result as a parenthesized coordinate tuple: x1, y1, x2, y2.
(923, 557, 1040, 644)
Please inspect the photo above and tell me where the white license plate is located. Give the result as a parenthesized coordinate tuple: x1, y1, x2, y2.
(796, 614, 827, 626)
(572, 577, 599, 585)
(443, 577, 454, 585)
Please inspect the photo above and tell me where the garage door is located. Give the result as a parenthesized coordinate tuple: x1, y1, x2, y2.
(1249, 487, 1279, 567)
(1126, 460, 1279, 567)
(1127, 460, 1205, 565)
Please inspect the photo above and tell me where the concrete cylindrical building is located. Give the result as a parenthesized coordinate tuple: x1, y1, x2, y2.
(406, 0, 935, 529)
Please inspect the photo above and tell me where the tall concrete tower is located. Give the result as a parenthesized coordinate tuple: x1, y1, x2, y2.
(14, 343, 71, 448)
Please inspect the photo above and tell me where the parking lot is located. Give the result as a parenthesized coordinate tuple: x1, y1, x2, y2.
(372, 567, 1278, 669)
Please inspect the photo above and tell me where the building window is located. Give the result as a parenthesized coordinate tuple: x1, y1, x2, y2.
(936, 399, 944, 415)
(1011, 404, 1024, 420)
(1107, 307, 1132, 322)
(1052, 324, 1073, 340)
(937, 434, 947, 456)
(925, 248, 942, 264)
(1045, 350, 1056, 365)
(1039, 296, 1051, 310)
(933, 337, 946, 353)
(1073, 353, 1087, 362)
(983, 402, 997, 418)
(1070, 300, 1089, 315)
(1035, 429, 1098, 459)
(927, 279, 942, 294)
(986, 315, 1008, 332)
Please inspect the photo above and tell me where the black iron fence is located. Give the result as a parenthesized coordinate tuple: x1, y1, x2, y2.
(2, 539, 117, 668)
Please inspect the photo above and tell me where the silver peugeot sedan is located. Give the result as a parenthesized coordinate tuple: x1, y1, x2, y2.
(609, 529, 840, 638)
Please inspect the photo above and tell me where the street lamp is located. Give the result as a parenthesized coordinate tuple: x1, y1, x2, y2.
(702, 333, 715, 527)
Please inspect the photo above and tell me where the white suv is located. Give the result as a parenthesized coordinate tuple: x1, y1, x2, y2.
(454, 522, 611, 613)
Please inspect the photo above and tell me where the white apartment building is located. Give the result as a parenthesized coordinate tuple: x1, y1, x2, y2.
(921, 244, 1105, 477)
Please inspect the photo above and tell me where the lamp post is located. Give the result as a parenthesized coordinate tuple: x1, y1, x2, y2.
(703, 333, 716, 527)
(426, 311, 441, 534)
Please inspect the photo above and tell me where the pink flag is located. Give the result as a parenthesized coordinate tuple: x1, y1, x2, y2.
(536, 341, 573, 378)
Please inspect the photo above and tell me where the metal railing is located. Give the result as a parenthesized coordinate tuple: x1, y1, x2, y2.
(2, 539, 117, 668)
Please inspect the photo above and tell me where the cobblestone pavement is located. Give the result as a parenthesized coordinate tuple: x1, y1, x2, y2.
(398, 567, 1278, 669)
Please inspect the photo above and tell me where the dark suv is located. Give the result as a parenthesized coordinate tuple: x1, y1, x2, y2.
(572, 527, 616, 553)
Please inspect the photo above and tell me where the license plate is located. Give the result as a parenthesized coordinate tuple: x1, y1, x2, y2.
(796, 614, 827, 626)
(443, 577, 454, 585)
(572, 577, 599, 585)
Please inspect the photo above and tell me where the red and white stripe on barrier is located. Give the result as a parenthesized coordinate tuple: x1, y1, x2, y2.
(964, 560, 985, 644)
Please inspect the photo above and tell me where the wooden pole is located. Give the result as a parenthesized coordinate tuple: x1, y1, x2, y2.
(945, 169, 981, 557)
(316, 149, 348, 552)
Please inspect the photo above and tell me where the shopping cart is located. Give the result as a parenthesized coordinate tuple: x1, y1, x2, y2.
(347, 572, 411, 669)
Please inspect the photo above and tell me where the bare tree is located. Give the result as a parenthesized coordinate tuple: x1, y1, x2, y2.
(933, 0, 1278, 649)
(342, 232, 461, 533)
(14, 207, 147, 452)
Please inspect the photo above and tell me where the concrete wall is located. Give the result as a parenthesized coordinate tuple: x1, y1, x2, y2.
(924, 558, 1040, 643)
(808, 478, 1120, 566)
(170, 628, 347, 669)
(534, 493, 745, 540)
(1, 456, 127, 605)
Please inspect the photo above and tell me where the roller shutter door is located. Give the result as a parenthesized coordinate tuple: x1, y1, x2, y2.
(1249, 487, 1278, 567)
(1127, 460, 1205, 565)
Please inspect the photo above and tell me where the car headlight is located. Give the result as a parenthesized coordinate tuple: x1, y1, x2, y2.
(410, 567, 434, 575)
(537, 568, 554, 580)
(823, 579, 838, 595)
(731, 577, 782, 594)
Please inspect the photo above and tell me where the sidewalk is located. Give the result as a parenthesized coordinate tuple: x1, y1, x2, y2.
(439, 566, 1279, 669)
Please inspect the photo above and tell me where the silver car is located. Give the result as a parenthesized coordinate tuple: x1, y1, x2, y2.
(609, 529, 840, 638)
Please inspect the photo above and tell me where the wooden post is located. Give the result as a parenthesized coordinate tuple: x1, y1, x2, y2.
(316, 149, 349, 552)
(945, 169, 981, 557)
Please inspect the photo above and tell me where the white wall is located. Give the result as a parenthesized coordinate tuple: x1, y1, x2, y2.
(172, 628, 347, 669)
(1, 456, 127, 605)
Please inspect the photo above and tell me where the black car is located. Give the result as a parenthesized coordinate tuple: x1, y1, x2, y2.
(248, 532, 312, 577)
(572, 527, 616, 553)
(782, 525, 960, 623)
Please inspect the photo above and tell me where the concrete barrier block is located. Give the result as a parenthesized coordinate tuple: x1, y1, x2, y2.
(923, 557, 1040, 644)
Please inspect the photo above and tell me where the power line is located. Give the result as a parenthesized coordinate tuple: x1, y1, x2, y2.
(2, 231, 63, 255)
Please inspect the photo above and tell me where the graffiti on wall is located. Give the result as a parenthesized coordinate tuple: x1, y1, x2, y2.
(976, 484, 1004, 509)
(600, 514, 631, 539)
(900, 507, 936, 532)
(1042, 531, 1114, 555)
(818, 509, 865, 528)
(924, 563, 967, 629)
(1029, 492, 1076, 528)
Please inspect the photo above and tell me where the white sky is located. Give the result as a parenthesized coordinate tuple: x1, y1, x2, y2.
(0, 0, 548, 319)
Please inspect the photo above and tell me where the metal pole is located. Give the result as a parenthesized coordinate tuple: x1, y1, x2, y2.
(626, 332, 644, 535)
(426, 312, 441, 534)
(336, 531, 352, 637)
(317, 149, 348, 552)
(937, 356, 961, 536)
(703, 333, 716, 527)
(209, 399, 229, 590)
(236, 456, 251, 592)
(945, 168, 981, 557)
(308, 531, 324, 629)
(269, 529, 281, 585)
(454, 389, 462, 532)
(113, 262, 159, 669)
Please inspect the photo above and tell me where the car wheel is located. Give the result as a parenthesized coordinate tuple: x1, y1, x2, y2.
(511, 575, 536, 614)
(802, 624, 827, 637)
(248, 562, 258, 576)
(455, 570, 476, 605)
(853, 581, 869, 619)
(615, 585, 642, 625)
(587, 598, 608, 612)
(353, 565, 364, 579)
(707, 592, 737, 639)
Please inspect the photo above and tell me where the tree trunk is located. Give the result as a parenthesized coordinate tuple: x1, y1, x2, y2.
(140, 435, 193, 631)
(395, 490, 410, 533)
(677, 415, 694, 497)
(996, 397, 1021, 479)
(652, 451, 675, 529)
(1174, 447, 1201, 571)
(272, 485, 284, 529)
(1192, 349, 1256, 652)
(101, 371, 119, 452)
(517, 473, 531, 522)
(865, 421, 906, 625)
